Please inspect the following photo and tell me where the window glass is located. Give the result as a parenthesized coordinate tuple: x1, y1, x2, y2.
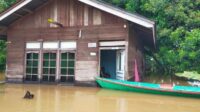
(43, 68, 48, 74)
(33, 53, 38, 59)
(61, 61, 67, 67)
(32, 68, 38, 74)
(61, 68, 67, 75)
(61, 53, 68, 60)
(68, 53, 75, 60)
(42, 53, 56, 82)
(33, 61, 38, 67)
(43, 61, 49, 67)
(50, 68, 56, 74)
(50, 53, 56, 59)
(26, 68, 31, 74)
(68, 61, 74, 67)
(68, 68, 74, 75)
(50, 61, 56, 67)
(25, 52, 39, 81)
(44, 53, 49, 60)
(27, 53, 32, 59)
(60, 52, 75, 83)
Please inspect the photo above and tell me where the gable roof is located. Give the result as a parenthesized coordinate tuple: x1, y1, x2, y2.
(0, 0, 156, 48)
(79, 0, 155, 28)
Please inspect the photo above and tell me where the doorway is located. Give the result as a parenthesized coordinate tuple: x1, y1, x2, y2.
(100, 49, 125, 80)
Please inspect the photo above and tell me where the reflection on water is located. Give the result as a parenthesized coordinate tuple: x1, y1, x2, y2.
(144, 74, 190, 86)
(0, 84, 200, 112)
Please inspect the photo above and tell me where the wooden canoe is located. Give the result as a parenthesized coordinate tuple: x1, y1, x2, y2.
(96, 77, 200, 98)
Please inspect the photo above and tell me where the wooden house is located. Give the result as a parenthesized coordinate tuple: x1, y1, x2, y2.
(0, 0, 156, 86)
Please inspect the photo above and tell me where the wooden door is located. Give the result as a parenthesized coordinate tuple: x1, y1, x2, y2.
(116, 50, 125, 80)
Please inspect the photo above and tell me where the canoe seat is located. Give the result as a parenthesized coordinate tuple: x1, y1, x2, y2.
(160, 84, 174, 90)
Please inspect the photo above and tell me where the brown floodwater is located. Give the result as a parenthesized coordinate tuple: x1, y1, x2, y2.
(0, 84, 200, 112)
(0, 72, 5, 81)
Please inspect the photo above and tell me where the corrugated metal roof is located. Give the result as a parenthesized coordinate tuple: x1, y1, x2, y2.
(0, 0, 48, 26)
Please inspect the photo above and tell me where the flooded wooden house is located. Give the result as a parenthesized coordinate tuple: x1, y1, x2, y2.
(0, 0, 156, 86)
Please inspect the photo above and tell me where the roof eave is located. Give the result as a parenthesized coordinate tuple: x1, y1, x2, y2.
(78, 0, 155, 28)
(0, 0, 32, 21)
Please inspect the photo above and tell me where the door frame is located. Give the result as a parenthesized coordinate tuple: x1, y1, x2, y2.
(116, 49, 126, 80)
(41, 50, 58, 82)
(24, 50, 40, 82)
(99, 47, 126, 79)
(59, 50, 76, 83)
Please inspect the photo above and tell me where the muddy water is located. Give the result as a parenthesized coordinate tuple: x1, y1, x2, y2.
(0, 84, 200, 112)
(0, 72, 4, 81)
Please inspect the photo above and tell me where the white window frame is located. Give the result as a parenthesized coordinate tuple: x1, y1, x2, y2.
(99, 41, 126, 47)
(60, 41, 77, 50)
(26, 42, 41, 49)
(43, 42, 59, 49)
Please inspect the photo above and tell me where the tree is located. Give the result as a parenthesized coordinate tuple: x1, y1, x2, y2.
(0, 0, 16, 12)
(102, 0, 200, 75)
(0, 0, 16, 71)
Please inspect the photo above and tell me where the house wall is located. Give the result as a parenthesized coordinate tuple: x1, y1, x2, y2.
(6, 0, 129, 85)
(127, 23, 145, 81)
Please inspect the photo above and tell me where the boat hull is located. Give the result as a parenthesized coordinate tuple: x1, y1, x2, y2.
(96, 77, 200, 98)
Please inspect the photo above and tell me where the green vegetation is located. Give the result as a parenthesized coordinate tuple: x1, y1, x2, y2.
(176, 71, 200, 81)
(0, 0, 16, 12)
(0, 41, 6, 71)
(0, 0, 16, 72)
(102, 0, 200, 75)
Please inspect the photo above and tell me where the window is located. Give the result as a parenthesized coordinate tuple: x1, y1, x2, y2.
(26, 42, 41, 49)
(25, 41, 77, 83)
(25, 52, 39, 81)
(43, 42, 59, 49)
(60, 41, 76, 49)
(42, 52, 57, 82)
(60, 52, 75, 83)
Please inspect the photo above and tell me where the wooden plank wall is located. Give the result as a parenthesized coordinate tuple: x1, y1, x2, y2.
(10, 0, 125, 29)
(6, 28, 25, 81)
(6, 0, 128, 82)
(127, 24, 145, 81)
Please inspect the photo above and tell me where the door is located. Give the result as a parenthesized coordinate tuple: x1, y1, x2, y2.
(60, 52, 75, 83)
(42, 52, 57, 82)
(116, 50, 125, 80)
(25, 52, 39, 81)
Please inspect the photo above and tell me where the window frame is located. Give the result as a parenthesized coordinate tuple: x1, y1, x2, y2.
(43, 41, 59, 50)
(60, 41, 77, 50)
(59, 51, 76, 83)
(25, 51, 40, 81)
(42, 51, 57, 82)
(26, 42, 41, 49)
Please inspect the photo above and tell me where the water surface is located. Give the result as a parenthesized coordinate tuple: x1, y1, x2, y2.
(0, 84, 200, 112)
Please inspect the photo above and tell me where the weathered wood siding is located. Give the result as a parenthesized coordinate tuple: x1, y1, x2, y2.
(127, 24, 145, 80)
(10, 0, 125, 29)
(6, 0, 128, 83)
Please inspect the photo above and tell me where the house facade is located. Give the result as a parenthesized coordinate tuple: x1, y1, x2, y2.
(0, 0, 156, 86)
